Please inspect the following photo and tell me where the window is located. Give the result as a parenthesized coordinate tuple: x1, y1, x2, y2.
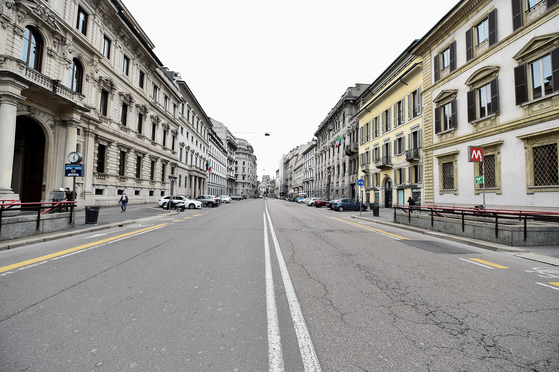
(409, 164, 423, 184)
(152, 84, 159, 101)
(435, 100, 457, 134)
(162, 129, 167, 147)
(478, 154, 496, 188)
(136, 156, 142, 178)
(382, 108, 391, 133)
(21, 26, 43, 71)
(138, 113, 143, 134)
(151, 124, 157, 141)
(139, 71, 145, 89)
(466, 10, 497, 61)
(121, 103, 128, 126)
(150, 160, 155, 180)
(434, 42, 456, 82)
(393, 99, 405, 127)
(442, 162, 454, 189)
(97, 144, 106, 173)
(534, 143, 558, 186)
(394, 136, 405, 155)
(68, 58, 83, 93)
(512, 0, 558, 31)
(408, 130, 422, 150)
(123, 55, 130, 75)
(161, 164, 166, 182)
(173, 104, 178, 118)
(76, 7, 88, 35)
(530, 55, 553, 99)
(408, 88, 422, 120)
(164, 95, 169, 111)
(119, 150, 126, 176)
(467, 79, 499, 122)
(102, 36, 111, 59)
(99, 89, 109, 116)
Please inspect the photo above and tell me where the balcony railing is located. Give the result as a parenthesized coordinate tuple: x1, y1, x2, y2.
(344, 142, 358, 156)
(360, 164, 370, 173)
(406, 148, 420, 161)
(374, 156, 392, 169)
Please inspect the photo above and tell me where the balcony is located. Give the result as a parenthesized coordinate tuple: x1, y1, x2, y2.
(360, 164, 370, 173)
(406, 148, 420, 162)
(344, 142, 358, 156)
(374, 156, 392, 169)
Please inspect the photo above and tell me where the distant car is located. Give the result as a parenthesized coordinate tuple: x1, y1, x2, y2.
(331, 199, 367, 212)
(218, 195, 232, 203)
(231, 195, 242, 201)
(314, 198, 328, 208)
(197, 195, 220, 207)
(299, 197, 310, 204)
(307, 197, 318, 206)
(296, 196, 305, 203)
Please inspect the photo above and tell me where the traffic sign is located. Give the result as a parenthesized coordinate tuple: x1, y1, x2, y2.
(65, 164, 83, 177)
(468, 146, 484, 162)
(357, 179, 364, 186)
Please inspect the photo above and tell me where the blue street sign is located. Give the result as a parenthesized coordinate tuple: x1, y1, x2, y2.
(65, 164, 83, 177)
(357, 179, 364, 186)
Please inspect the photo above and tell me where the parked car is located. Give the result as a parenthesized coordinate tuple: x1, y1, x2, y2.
(314, 198, 328, 208)
(327, 199, 339, 209)
(299, 197, 310, 204)
(218, 195, 232, 203)
(160, 196, 201, 210)
(158, 195, 172, 207)
(175, 198, 202, 210)
(331, 198, 368, 212)
(295, 196, 306, 203)
(307, 197, 319, 206)
(231, 195, 242, 201)
(197, 195, 220, 207)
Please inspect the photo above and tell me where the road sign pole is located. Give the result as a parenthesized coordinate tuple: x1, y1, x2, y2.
(482, 161, 486, 209)
(72, 175, 76, 225)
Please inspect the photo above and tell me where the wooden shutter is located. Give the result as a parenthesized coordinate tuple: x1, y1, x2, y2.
(418, 129, 422, 148)
(512, 0, 523, 31)
(449, 41, 457, 72)
(408, 166, 412, 184)
(549, 0, 559, 9)
(467, 90, 476, 122)
(451, 99, 458, 129)
(394, 169, 397, 184)
(401, 168, 405, 184)
(514, 64, 528, 105)
(419, 164, 423, 183)
(435, 106, 441, 134)
(416, 87, 422, 115)
(408, 93, 412, 120)
(466, 28, 473, 61)
(387, 107, 391, 131)
(434, 54, 440, 82)
(488, 9, 497, 47)
(552, 47, 559, 93)
(400, 99, 405, 124)
(360, 126, 364, 144)
(394, 139, 397, 156)
(402, 136, 405, 153)
(408, 134, 412, 150)
(393, 103, 398, 127)
(380, 114, 384, 134)
(490, 78, 500, 114)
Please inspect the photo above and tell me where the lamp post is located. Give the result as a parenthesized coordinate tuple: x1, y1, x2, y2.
(168, 175, 177, 211)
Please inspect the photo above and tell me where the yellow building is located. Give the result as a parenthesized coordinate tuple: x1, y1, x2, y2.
(356, 42, 424, 208)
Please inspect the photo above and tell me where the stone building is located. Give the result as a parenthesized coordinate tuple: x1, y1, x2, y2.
(302, 140, 316, 197)
(315, 84, 368, 200)
(234, 138, 257, 198)
(0, 0, 212, 207)
(211, 118, 238, 196)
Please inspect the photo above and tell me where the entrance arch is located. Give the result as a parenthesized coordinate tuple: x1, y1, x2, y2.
(12, 116, 45, 202)
(384, 179, 393, 208)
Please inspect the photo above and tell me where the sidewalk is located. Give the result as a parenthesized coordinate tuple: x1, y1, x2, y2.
(0, 204, 180, 251)
(351, 208, 559, 267)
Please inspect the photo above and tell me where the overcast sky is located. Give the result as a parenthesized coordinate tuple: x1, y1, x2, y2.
(123, 0, 457, 181)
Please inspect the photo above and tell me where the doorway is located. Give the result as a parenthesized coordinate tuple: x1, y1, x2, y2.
(384, 179, 393, 208)
(11, 116, 45, 202)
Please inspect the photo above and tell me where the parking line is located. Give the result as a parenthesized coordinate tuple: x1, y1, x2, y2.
(467, 258, 509, 269)
(549, 282, 559, 288)
(536, 282, 559, 291)
(0, 224, 168, 274)
(329, 216, 409, 240)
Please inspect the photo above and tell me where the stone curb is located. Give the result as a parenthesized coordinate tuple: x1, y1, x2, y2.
(0, 211, 180, 251)
(352, 215, 559, 267)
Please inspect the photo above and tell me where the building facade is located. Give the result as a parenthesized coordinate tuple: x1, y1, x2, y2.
(315, 84, 368, 201)
(357, 44, 424, 208)
(234, 138, 257, 198)
(415, 0, 559, 209)
(302, 140, 317, 197)
(1, 0, 213, 207)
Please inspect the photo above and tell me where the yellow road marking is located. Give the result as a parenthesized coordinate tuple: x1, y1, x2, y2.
(183, 217, 191, 220)
(173, 220, 181, 222)
(0, 223, 168, 273)
(193, 214, 201, 217)
(467, 258, 509, 269)
(329, 216, 409, 240)
(549, 282, 559, 287)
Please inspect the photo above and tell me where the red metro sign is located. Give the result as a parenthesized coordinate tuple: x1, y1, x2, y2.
(468, 146, 484, 162)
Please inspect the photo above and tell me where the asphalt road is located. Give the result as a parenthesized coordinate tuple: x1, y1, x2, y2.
(1, 199, 558, 371)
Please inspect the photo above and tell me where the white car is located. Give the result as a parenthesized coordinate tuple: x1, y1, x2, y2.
(306, 197, 318, 206)
(158, 196, 201, 209)
(218, 195, 232, 203)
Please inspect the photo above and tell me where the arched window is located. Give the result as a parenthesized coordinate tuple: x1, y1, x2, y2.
(21, 26, 43, 71)
(69, 58, 84, 93)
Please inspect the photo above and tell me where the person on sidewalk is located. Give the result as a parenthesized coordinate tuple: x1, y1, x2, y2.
(407, 196, 416, 213)
(64, 187, 75, 212)
(119, 193, 128, 212)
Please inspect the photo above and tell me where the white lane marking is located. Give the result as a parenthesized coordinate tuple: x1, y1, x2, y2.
(265, 206, 322, 372)
(84, 233, 107, 239)
(536, 282, 559, 291)
(459, 258, 495, 269)
(264, 214, 284, 371)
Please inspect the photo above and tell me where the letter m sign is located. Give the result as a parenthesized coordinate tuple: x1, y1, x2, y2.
(468, 146, 484, 162)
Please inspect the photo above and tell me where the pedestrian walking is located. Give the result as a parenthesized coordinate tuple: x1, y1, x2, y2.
(407, 196, 416, 213)
(119, 193, 128, 212)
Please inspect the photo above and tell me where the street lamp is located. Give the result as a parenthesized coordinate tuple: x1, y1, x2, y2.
(168, 175, 178, 211)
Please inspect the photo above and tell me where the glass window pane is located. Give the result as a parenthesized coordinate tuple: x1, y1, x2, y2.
(531, 59, 542, 99)
(542, 55, 552, 96)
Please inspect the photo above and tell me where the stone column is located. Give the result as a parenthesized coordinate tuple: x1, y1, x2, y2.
(63, 120, 79, 189)
(0, 94, 25, 200)
(82, 127, 96, 204)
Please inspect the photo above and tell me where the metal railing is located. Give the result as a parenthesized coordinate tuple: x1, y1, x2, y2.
(393, 204, 559, 242)
(0, 201, 76, 234)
